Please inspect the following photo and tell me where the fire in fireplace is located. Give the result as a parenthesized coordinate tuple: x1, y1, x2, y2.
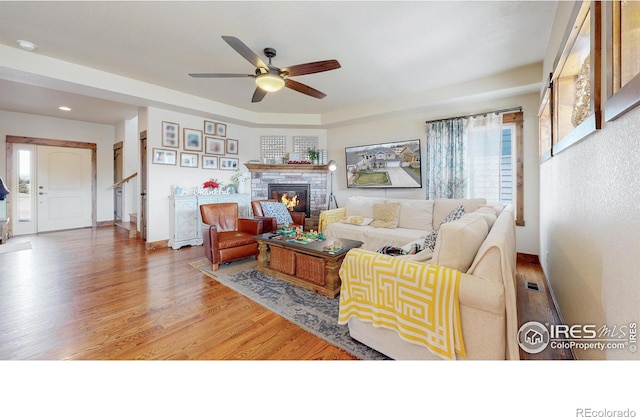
(268, 184, 310, 218)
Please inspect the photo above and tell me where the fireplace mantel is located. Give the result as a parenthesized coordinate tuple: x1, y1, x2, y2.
(245, 163, 329, 173)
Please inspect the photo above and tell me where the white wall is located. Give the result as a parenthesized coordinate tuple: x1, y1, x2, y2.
(326, 92, 541, 255)
(539, 1, 640, 359)
(0, 110, 116, 223)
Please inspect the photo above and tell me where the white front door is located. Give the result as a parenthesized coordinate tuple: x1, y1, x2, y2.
(36, 146, 92, 232)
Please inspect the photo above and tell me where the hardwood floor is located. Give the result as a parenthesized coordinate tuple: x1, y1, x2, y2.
(0, 226, 572, 360)
(516, 253, 574, 360)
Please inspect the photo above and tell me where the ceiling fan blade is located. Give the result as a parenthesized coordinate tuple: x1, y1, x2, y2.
(222, 35, 267, 69)
(284, 79, 326, 99)
(189, 73, 254, 78)
(282, 60, 341, 77)
(251, 87, 267, 103)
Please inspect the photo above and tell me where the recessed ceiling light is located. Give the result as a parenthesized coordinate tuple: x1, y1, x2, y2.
(58, 106, 72, 112)
(17, 40, 37, 52)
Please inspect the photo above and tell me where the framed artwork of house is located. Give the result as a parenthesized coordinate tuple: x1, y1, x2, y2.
(345, 139, 422, 189)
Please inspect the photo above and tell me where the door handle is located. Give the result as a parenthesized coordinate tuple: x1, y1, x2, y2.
(38, 192, 48, 195)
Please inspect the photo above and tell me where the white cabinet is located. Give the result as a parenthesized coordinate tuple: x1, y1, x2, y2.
(169, 193, 251, 249)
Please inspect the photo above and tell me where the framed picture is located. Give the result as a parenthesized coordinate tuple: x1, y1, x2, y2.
(204, 120, 216, 135)
(345, 139, 422, 189)
(226, 138, 238, 155)
(152, 148, 177, 165)
(180, 152, 198, 168)
(215, 122, 227, 137)
(161, 121, 179, 148)
(220, 157, 239, 170)
(205, 136, 225, 155)
(202, 155, 218, 169)
(183, 128, 203, 152)
(550, 0, 601, 156)
(605, 1, 640, 121)
(538, 81, 553, 163)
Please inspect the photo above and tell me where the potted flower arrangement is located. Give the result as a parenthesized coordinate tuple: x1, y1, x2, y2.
(203, 179, 220, 189)
(230, 170, 250, 194)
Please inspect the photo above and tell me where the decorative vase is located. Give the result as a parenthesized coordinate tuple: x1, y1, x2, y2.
(237, 182, 246, 194)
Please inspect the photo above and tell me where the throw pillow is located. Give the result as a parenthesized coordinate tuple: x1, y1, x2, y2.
(370, 202, 400, 229)
(377, 245, 406, 256)
(260, 201, 293, 225)
(341, 215, 374, 226)
(439, 205, 465, 227)
(422, 230, 438, 252)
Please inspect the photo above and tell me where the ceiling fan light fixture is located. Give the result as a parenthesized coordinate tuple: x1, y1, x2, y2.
(256, 73, 285, 92)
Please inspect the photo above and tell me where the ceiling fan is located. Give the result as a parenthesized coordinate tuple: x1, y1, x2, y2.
(189, 36, 341, 103)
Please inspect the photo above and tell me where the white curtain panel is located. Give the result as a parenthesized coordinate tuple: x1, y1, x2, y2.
(465, 113, 502, 201)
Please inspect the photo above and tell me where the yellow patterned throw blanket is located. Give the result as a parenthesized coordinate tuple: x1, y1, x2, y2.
(338, 249, 465, 359)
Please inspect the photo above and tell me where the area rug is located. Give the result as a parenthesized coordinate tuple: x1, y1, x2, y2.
(189, 258, 389, 360)
(0, 241, 32, 254)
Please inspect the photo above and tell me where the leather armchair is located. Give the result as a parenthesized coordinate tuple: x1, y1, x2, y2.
(200, 203, 264, 271)
(251, 199, 306, 233)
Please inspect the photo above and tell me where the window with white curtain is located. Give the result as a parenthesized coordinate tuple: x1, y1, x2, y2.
(426, 110, 523, 225)
(465, 113, 503, 202)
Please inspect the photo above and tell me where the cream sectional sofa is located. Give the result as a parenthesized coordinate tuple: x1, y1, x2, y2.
(319, 196, 519, 360)
(319, 196, 487, 252)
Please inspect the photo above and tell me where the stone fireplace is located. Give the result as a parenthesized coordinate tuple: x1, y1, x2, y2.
(247, 163, 330, 230)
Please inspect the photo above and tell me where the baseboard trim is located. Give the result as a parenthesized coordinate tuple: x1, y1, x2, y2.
(145, 239, 169, 251)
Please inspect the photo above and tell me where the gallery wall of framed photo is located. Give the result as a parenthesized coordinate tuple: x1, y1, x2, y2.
(155, 118, 239, 171)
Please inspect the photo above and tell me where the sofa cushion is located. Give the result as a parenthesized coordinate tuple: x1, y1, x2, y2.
(341, 215, 374, 226)
(433, 198, 487, 230)
(370, 202, 400, 229)
(345, 196, 386, 219)
(474, 207, 498, 229)
(480, 203, 505, 216)
(260, 201, 293, 225)
(387, 198, 434, 231)
(431, 213, 489, 273)
(324, 222, 425, 251)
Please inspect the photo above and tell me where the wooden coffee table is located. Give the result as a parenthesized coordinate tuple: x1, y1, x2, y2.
(254, 233, 362, 298)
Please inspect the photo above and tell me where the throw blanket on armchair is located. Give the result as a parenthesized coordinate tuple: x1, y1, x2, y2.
(338, 249, 465, 360)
